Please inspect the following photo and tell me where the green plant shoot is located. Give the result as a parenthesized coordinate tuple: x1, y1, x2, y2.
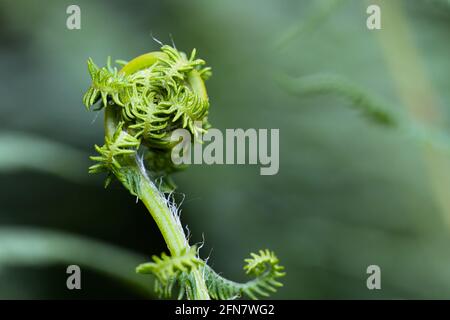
(82, 44, 285, 300)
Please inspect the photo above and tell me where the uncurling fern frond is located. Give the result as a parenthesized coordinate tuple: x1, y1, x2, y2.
(154, 45, 207, 88)
(84, 44, 211, 156)
(83, 58, 133, 109)
(277, 72, 450, 153)
(204, 249, 285, 300)
(83, 44, 285, 300)
(136, 246, 203, 298)
(89, 122, 140, 174)
(89, 122, 141, 191)
(159, 86, 210, 139)
(139, 249, 285, 300)
(277, 73, 397, 126)
(127, 92, 171, 140)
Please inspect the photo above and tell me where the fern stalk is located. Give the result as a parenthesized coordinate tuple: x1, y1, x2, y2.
(136, 165, 209, 299)
(103, 52, 210, 299)
(83, 44, 284, 300)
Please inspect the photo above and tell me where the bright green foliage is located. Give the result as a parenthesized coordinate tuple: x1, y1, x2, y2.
(136, 249, 285, 300)
(89, 122, 140, 174)
(83, 44, 285, 300)
(83, 57, 133, 108)
(84, 45, 212, 187)
(136, 246, 203, 298)
(154, 46, 209, 87)
(88, 122, 141, 191)
(83, 45, 211, 150)
(205, 250, 285, 300)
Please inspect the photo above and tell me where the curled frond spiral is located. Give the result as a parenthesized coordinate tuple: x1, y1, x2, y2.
(204, 249, 285, 300)
(154, 45, 207, 88)
(139, 249, 286, 300)
(83, 44, 212, 186)
(83, 44, 285, 300)
(158, 86, 209, 139)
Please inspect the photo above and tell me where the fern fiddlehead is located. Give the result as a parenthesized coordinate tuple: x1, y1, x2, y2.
(82, 43, 285, 300)
(204, 250, 286, 300)
(135, 249, 285, 300)
(136, 246, 203, 298)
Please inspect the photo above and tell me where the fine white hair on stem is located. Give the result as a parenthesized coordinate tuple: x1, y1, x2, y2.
(177, 192, 186, 208)
(150, 32, 164, 46)
(155, 176, 166, 193)
(202, 247, 214, 281)
(135, 153, 186, 240)
(163, 191, 185, 240)
(169, 33, 177, 49)
(185, 225, 191, 243)
(197, 233, 207, 280)
(136, 153, 151, 182)
(196, 233, 205, 257)
(206, 248, 213, 264)
(90, 111, 100, 125)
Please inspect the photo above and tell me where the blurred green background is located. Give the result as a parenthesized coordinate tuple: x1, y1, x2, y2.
(0, 0, 449, 299)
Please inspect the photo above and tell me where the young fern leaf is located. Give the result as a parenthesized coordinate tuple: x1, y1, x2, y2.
(155, 45, 207, 89)
(136, 246, 203, 298)
(127, 92, 171, 140)
(83, 44, 211, 152)
(204, 249, 285, 300)
(141, 249, 286, 300)
(159, 86, 210, 140)
(242, 249, 286, 298)
(89, 122, 140, 174)
(89, 122, 140, 190)
(277, 73, 397, 126)
(83, 44, 284, 300)
(83, 58, 133, 109)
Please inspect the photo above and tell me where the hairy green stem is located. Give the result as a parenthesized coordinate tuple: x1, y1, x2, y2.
(136, 170, 186, 255)
(135, 165, 210, 299)
(87, 48, 284, 300)
(105, 52, 210, 300)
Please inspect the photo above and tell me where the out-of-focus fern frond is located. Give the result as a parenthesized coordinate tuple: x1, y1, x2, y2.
(278, 73, 450, 154)
(204, 249, 285, 300)
(277, 73, 397, 126)
(0, 226, 154, 297)
(0, 131, 89, 183)
(275, 0, 349, 50)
